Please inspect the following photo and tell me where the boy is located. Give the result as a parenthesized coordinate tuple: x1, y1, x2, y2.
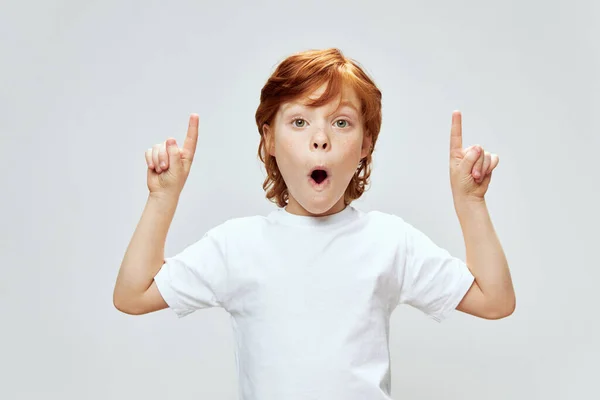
(113, 48, 515, 399)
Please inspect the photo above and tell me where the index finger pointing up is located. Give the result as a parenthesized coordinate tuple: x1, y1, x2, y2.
(182, 113, 199, 159)
(450, 110, 462, 152)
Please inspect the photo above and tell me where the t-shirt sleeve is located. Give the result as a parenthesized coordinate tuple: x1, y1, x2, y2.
(397, 219, 475, 322)
(153, 226, 229, 318)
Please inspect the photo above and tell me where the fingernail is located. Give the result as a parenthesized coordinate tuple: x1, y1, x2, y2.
(160, 161, 166, 168)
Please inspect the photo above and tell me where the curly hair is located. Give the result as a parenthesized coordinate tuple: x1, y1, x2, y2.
(255, 48, 382, 207)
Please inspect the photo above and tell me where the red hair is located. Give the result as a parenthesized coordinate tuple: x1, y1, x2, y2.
(255, 48, 382, 207)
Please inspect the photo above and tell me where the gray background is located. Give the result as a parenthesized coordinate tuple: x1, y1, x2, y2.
(1, 0, 598, 399)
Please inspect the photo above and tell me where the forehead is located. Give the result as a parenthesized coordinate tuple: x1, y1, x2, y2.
(279, 83, 361, 114)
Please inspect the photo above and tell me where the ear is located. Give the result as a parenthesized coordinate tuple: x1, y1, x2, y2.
(262, 123, 275, 156)
(360, 131, 372, 159)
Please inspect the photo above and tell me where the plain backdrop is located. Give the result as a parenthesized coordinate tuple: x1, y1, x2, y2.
(1, 1, 598, 399)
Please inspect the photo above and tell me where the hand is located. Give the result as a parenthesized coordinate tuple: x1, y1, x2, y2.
(145, 114, 199, 198)
(449, 111, 499, 202)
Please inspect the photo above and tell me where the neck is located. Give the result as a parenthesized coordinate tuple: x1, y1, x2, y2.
(285, 197, 347, 217)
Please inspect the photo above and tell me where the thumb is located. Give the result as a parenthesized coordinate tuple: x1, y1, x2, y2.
(459, 146, 480, 174)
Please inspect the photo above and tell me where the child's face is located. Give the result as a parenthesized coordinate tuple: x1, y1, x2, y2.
(264, 83, 371, 216)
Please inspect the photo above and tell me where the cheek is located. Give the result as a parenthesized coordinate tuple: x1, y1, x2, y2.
(275, 137, 303, 169)
(337, 137, 364, 166)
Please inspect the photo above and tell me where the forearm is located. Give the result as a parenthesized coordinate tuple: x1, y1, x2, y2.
(454, 198, 515, 311)
(114, 193, 179, 303)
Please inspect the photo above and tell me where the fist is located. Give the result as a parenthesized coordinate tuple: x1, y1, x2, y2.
(145, 114, 199, 197)
(449, 111, 499, 201)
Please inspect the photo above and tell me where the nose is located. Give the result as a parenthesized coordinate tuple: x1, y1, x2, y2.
(311, 131, 330, 151)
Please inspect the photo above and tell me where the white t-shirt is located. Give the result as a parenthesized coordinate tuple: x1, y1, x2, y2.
(154, 205, 474, 400)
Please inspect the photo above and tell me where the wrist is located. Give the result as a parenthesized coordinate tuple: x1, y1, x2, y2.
(453, 195, 487, 218)
(148, 191, 180, 207)
(453, 194, 485, 207)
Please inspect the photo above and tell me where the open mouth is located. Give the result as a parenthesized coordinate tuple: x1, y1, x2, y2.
(310, 169, 328, 185)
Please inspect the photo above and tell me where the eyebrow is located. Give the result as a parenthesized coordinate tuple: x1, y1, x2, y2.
(282, 100, 360, 114)
(336, 100, 360, 114)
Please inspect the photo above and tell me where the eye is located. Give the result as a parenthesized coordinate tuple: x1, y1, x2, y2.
(335, 119, 350, 128)
(292, 118, 307, 128)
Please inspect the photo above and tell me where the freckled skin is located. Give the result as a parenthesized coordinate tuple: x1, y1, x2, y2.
(263, 83, 372, 217)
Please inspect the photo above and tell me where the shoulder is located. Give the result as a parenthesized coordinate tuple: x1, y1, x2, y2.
(357, 208, 435, 246)
(359, 208, 409, 231)
(346, 208, 415, 248)
(205, 214, 271, 240)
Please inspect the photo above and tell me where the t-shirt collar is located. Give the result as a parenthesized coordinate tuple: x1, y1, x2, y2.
(268, 205, 358, 228)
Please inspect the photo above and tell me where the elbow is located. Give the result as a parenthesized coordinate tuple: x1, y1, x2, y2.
(113, 294, 131, 314)
(113, 291, 144, 316)
(485, 295, 516, 320)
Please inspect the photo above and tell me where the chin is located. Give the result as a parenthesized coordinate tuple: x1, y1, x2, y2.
(296, 195, 345, 216)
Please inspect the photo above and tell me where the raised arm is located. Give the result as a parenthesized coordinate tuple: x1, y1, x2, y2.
(113, 114, 199, 315)
(448, 111, 515, 319)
